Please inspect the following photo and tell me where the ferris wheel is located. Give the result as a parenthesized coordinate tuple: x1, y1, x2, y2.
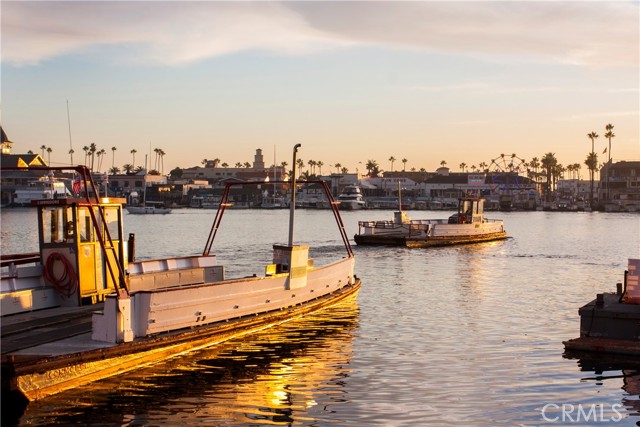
(488, 153, 527, 174)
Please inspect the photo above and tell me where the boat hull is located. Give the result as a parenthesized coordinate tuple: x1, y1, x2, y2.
(126, 206, 172, 214)
(354, 231, 507, 247)
(3, 278, 360, 401)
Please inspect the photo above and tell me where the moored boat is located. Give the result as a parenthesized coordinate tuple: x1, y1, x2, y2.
(126, 201, 172, 214)
(10, 173, 72, 206)
(563, 258, 640, 357)
(1, 146, 360, 403)
(337, 185, 366, 210)
(354, 197, 507, 248)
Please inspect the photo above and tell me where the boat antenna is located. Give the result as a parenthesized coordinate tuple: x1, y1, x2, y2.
(288, 143, 301, 246)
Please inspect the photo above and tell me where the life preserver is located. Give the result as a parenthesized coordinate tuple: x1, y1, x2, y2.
(44, 252, 78, 298)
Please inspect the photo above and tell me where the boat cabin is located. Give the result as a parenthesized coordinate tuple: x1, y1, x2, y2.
(448, 198, 486, 225)
(2, 197, 128, 314)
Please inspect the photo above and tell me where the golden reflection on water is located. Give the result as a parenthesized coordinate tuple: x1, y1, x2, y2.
(19, 296, 360, 426)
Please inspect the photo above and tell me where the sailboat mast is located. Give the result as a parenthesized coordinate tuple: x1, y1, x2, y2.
(66, 100, 74, 165)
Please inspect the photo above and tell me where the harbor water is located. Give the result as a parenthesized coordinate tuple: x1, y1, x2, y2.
(1, 207, 639, 426)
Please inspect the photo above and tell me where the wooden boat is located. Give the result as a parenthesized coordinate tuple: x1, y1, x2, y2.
(354, 197, 507, 248)
(1, 145, 360, 402)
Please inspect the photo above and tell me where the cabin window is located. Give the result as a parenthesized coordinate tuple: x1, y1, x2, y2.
(42, 207, 74, 244)
(78, 207, 95, 243)
(102, 207, 120, 241)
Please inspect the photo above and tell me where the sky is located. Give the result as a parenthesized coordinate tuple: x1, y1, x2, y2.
(1, 1, 639, 175)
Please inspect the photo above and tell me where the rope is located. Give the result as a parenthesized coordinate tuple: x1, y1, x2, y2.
(44, 252, 78, 298)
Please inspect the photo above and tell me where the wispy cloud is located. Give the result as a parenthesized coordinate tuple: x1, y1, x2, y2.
(2, 1, 638, 68)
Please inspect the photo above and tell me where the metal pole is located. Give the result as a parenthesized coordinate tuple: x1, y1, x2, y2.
(288, 144, 301, 246)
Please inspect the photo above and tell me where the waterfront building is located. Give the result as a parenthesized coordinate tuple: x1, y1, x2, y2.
(181, 149, 285, 183)
(599, 160, 640, 211)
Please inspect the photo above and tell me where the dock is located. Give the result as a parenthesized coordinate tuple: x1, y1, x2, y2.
(564, 277, 640, 357)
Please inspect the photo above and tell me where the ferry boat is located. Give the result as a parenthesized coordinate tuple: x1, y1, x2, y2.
(337, 185, 366, 210)
(1, 145, 360, 402)
(354, 198, 507, 248)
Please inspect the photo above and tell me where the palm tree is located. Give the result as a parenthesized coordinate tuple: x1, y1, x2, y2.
(604, 124, 614, 162)
(201, 158, 208, 166)
(402, 158, 408, 172)
(111, 146, 117, 168)
(365, 159, 377, 176)
(235, 162, 242, 168)
(340, 167, 349, 174)
(604, 124, 615, 200)
(479, 161, 488, 172)
(573, 163, 582, 180)
(587, 131, 599, 206)
(96, 148, 107, 172)
(541, 152, 558, 201)
(68, 148, 75, 165)
(40, 145, 47, 157)
(459, 162, 467, 172)
(122, 163, 134, 174)
(585, 152, 598, 207)
(109, 166, 121, 175)
(89, 143, 97, 171)
(221, 162, 229, 168)
(130, 149, 137, 169)
(243, 162, 251, 168)
(158, 149, 166, 174)
(46, 147, 52, 164)
(334, 163, 341, 173)
(317, 161, 324, 176)
(83, 146, 89, 165)
(296, 158, 304, 177)
(388, 156, 396, 171)
(440, 160, 447, 168)
(307, 160, 315, 175)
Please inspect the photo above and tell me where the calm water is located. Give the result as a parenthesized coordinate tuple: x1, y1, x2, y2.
(1, 207, 639, 426)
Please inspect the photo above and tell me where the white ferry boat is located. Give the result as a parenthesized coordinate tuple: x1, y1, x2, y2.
(1, 146, 360, 401)
(354, 198, 507, 248)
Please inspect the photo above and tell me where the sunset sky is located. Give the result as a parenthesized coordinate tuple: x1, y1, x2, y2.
(2, 1, 638, 175)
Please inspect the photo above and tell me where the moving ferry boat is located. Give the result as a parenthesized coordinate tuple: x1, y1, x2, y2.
(1, 146, 360, 402)
(354, 198, 506, 248)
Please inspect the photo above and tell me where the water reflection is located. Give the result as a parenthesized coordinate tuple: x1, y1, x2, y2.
(565, 352, 640, 420)
(17, 297, 360, 426)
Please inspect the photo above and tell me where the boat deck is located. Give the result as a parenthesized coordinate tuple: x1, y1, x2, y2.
(1, 304, 105, 358)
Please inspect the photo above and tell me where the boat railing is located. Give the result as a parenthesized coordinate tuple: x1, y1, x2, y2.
(204, 179, 353, 259)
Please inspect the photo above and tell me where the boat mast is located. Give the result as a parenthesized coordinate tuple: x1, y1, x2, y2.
(66, 100, 74, 165)
(398, 181, 402, 212)
(288, 144, 301, 246)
